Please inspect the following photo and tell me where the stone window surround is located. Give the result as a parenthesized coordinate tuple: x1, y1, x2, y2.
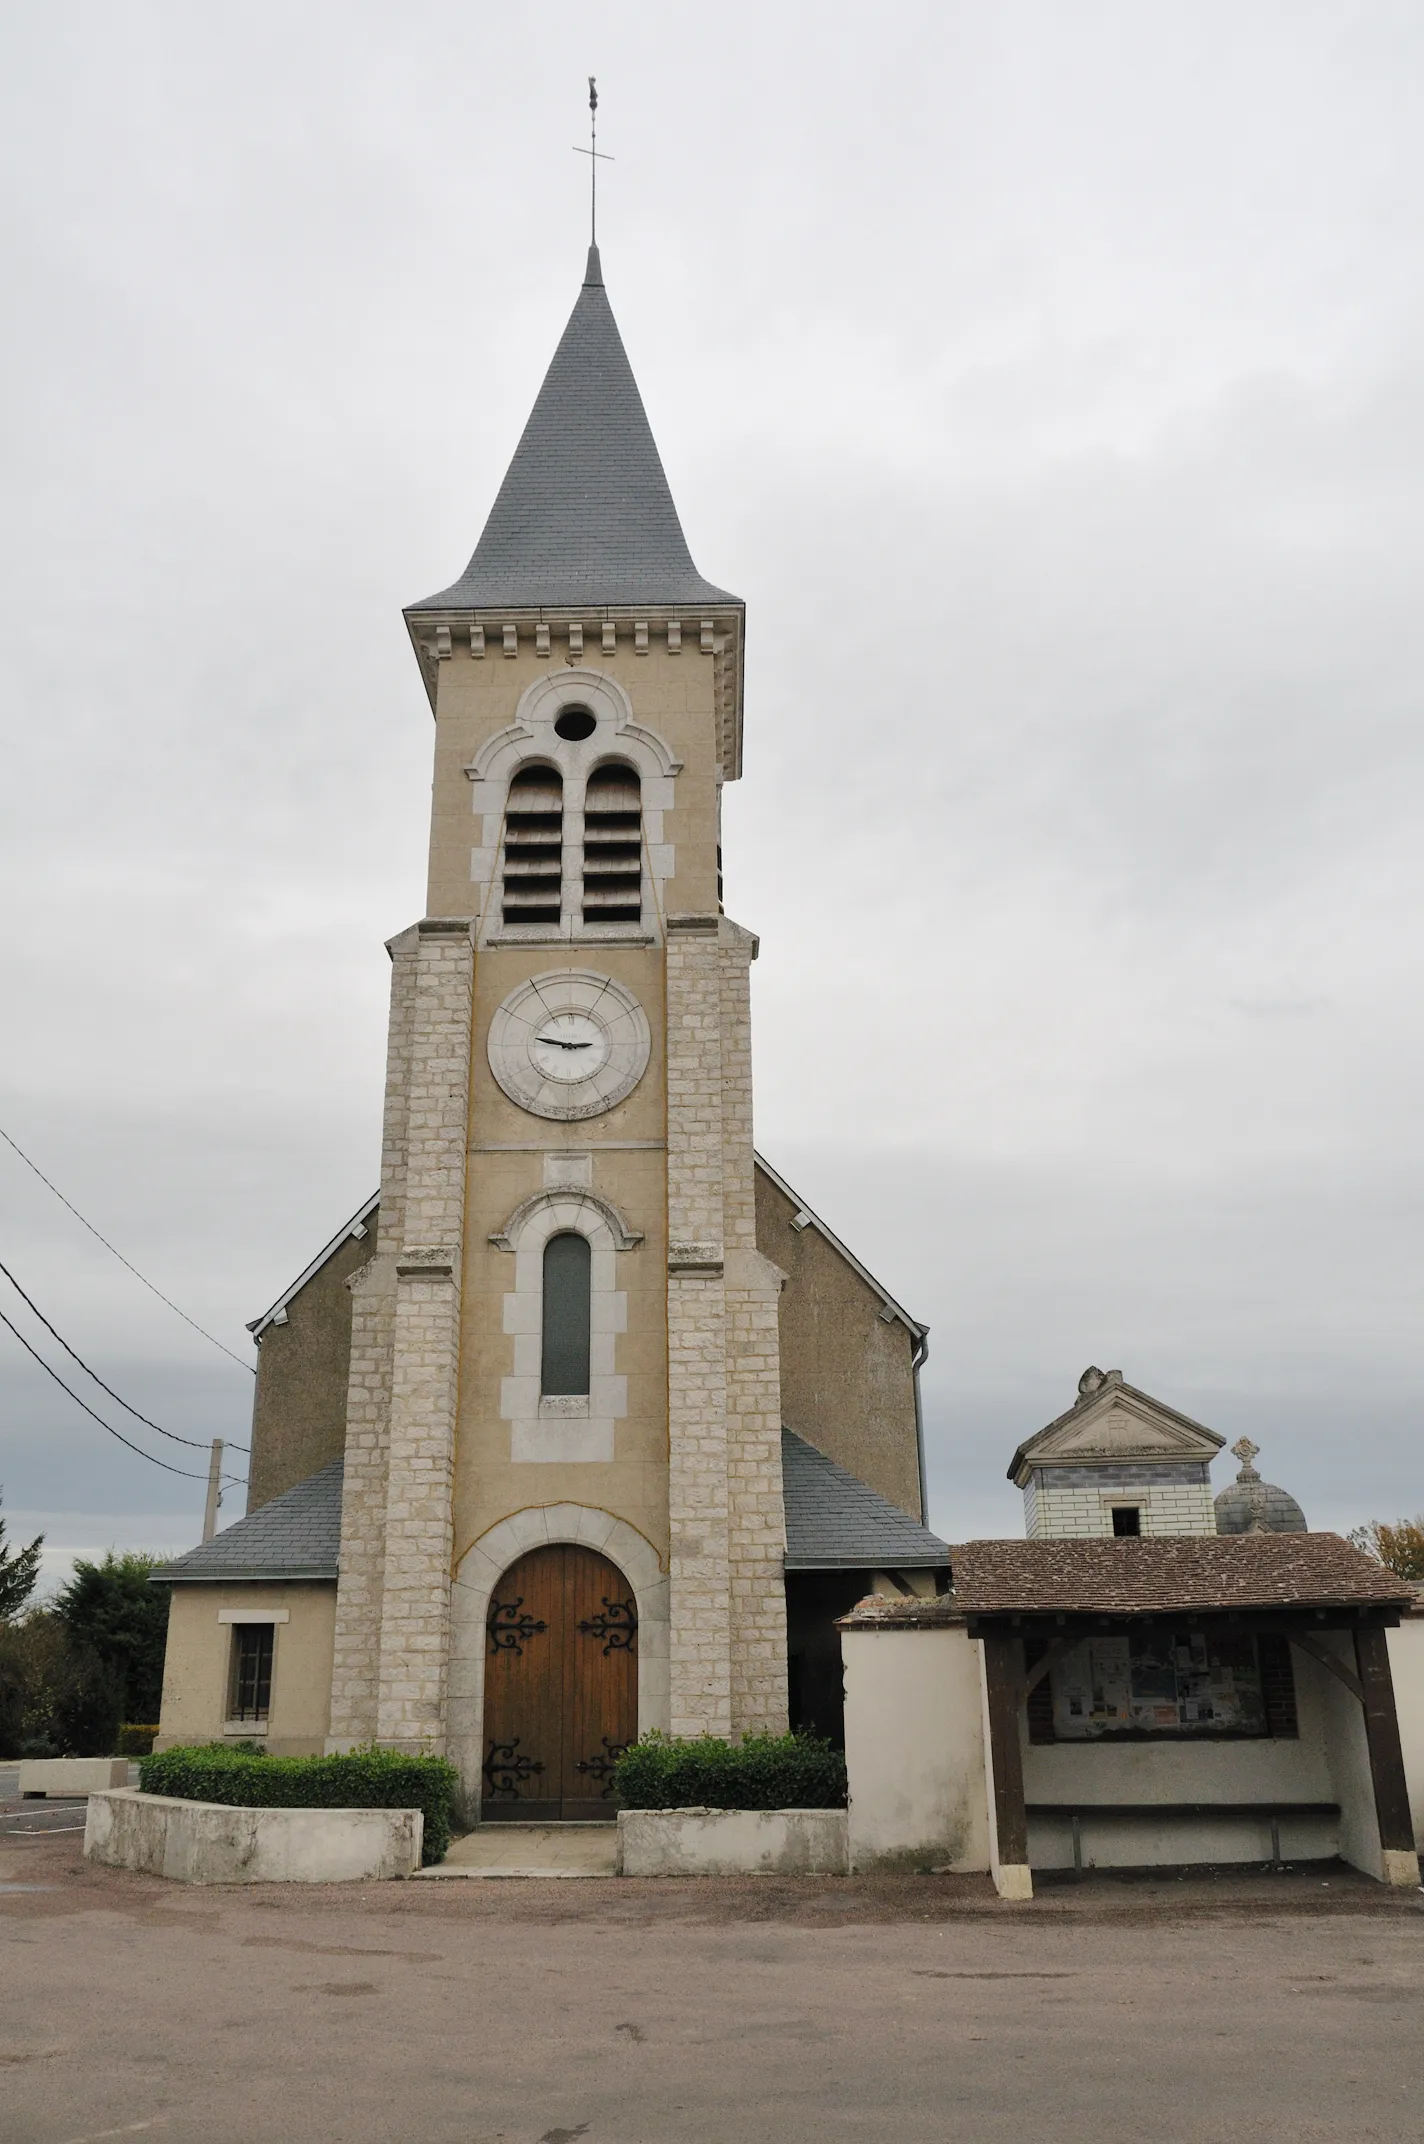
(466, 667, 680, 949)
(447, 1503, 670, 1814)
(490, 1174, 641, 1465)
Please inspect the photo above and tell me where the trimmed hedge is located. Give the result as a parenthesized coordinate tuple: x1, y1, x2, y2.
(613, 1730, 846, 1812)
(117, 1723, 158, 1758)
(138, 1744, 457, 1864)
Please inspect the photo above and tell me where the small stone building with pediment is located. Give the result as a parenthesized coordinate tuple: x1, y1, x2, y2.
(1008, 1366, 1225, 1540)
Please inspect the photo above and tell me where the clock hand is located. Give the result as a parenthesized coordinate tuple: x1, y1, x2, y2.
(536, 1033, 593, 1050)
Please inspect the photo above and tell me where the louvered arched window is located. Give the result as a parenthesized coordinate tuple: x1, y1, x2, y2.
(541, 1232, 591, 1395)
(582, 763, 642, 925)
(501, 765, 563, 926)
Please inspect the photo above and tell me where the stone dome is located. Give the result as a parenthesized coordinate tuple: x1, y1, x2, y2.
(1214, 1438, 1306, 1535)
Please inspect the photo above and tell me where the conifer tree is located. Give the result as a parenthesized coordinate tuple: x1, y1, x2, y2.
(0, 1492, 43, 1622)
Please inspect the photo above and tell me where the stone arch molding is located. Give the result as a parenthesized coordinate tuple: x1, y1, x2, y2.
(489, 1185, 643, 1253)
(465, 667, 680, 945)
(446, 1504, 671, 1813)
(492, 1184, 636, 1466)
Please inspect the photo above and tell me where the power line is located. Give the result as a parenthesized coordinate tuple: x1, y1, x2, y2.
(0, 1255, 248, 1455)
(0, 1305, 245, 1488)
(0, 1123, 256, 1375)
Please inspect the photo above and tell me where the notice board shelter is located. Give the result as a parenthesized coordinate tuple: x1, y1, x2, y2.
(840, 1534, 1420, 1899)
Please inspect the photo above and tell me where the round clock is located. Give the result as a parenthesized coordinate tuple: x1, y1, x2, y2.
(487, 971, 650, 1121)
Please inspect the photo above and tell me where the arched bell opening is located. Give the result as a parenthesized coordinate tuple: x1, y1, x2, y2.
(481, 1542, 638, 1822)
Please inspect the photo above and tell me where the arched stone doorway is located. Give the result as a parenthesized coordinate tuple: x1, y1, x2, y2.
(481, 1542, 639, 1822)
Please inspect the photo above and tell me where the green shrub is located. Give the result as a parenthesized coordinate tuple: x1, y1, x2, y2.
(117, 1724, 159, 1758)
(613, 1730, 847, 1812)
(138, 1744, 458, 1864)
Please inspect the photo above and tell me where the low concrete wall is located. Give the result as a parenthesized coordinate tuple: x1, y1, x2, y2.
(84, 1789, 422, 1884)
(617, 1808, 849, 1877)
(19, 1758, 130, 1797)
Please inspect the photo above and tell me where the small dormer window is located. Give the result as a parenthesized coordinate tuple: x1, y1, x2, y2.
(502, 766, 564, 926)
(582, 763, 642, 925)
(1112, 1506, 1141, 1538)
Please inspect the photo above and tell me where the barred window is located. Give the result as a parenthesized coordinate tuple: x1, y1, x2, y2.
(582, 763, 642, 925)
(502, 766, 564, 926)
(229, 1626, 273, 1722)
(541, 1232, 592, 1396)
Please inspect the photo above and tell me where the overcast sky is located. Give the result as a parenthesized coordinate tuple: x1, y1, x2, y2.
(2, 1, 1422, 1582)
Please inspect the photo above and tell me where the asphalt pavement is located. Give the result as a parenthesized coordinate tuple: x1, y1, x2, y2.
(1, 1830, 1421, 2144)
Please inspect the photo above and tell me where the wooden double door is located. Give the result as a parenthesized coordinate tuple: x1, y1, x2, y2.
(481, 1544, 638, 1822)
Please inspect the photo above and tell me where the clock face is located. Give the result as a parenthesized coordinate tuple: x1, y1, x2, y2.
(529, 1010, 609, 1084)
(487, 971, 650, 1121)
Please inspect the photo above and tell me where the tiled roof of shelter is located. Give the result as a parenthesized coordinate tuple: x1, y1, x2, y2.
(949, 1533, 1413, 1617)
(153, 1461, 343, 1585)
(407, 247, 738, 615)
(781, 1429, 950, 1570)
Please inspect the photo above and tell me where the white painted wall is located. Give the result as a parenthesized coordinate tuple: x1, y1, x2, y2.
(616, 1808, 848, 1877)
(1306, 1632, 1384, 1880)
(1386, 1615, 1424, 1850)
(843, 1619, 1409, 1884)
(841, 1623, 989, 1872)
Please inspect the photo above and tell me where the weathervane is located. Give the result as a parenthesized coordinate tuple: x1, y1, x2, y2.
(573, 76, 613, 245)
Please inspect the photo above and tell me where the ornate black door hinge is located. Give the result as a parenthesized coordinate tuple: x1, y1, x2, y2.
(574, 1737, 630, 1796)
(483, 1738, 546, 1799)
(488, 1595, 549, 1655)
(576, 1596, 638, 1654)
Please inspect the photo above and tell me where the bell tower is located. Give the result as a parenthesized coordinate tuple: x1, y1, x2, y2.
(326, 246, 789, 1803)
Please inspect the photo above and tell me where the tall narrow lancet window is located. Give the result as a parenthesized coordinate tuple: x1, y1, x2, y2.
(582, 763, 643, 924)
(501, 766, 564, 926)
(541, 1232, 592, 1395)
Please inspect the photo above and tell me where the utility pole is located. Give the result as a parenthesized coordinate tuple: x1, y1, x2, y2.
(202, 1438, 223, 1543)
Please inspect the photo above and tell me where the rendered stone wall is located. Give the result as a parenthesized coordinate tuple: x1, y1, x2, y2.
(1386, 1614, 1424, 1849)
(754, 1165, 923, 1520)
(842, 1622, 989, 1872)
(85, 1789, 422, 1884)
(617, 1807, 848, 1877)
(156, 1584, 336, 1757)
(247, 1219, 376, 1512)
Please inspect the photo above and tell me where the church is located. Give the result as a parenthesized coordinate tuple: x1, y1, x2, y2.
(152, 242, 951, 1817)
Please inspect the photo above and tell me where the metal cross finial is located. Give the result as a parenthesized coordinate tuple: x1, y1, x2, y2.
(573, 75, 614, 246)
(1231, 1436, 1261, 1469)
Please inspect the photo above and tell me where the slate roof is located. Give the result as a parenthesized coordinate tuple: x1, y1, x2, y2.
(781, 1429, 950, 1570)
(153, 1460, 343, 1585)
(407, 247, 738, 615)
(948, 1534, 1413, 1617)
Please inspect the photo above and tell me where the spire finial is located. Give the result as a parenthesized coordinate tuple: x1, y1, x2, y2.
(573, 75, 614, 250)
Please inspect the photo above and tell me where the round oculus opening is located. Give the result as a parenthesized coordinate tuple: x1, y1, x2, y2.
(554, 705, 597, 742)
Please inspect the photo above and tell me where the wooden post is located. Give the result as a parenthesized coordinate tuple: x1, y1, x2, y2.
(202, 1439, 223, 1544)
(982, 1628, 1032, 1900)
(1353, 1625, 1420, 1884)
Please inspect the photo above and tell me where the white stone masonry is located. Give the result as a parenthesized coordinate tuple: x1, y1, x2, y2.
(373, 919, 474, 1753)
(665, 916, 788, 1738)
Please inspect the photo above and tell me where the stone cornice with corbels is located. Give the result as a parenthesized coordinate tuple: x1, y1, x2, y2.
(404, 604, 745, 781)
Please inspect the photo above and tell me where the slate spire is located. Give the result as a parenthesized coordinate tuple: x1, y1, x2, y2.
(408, 250, 737, 613)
